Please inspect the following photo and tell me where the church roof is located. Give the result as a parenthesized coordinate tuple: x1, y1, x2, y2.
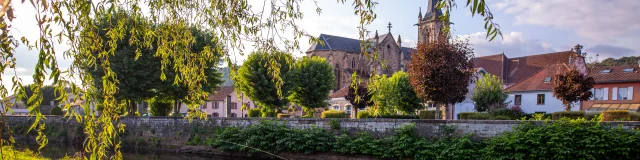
(307, 34, 416, 59)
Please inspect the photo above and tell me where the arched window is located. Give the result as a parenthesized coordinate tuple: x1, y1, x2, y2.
(212, 112, 219, 117)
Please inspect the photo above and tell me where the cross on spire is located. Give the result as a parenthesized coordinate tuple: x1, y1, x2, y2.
(387, 22, 392, 33)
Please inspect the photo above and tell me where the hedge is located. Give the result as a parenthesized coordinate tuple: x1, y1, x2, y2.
(247, 108, 261, 117)
(602, 110, 630, 121)
(459, 112, 491, 120)
(276, 113, 290, 119)
(552, 111, 585, 120)
(585, 112, 601, 120)
(321, 110, 347, 118)
(374, 115, 418, 119)
(418, 110, 437, 119)
(357, 110, 372, 119)
(631, 112, 640, 121)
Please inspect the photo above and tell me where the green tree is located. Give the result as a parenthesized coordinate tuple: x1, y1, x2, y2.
(147, 97, 173, 116)
(408, 36, 475, 119)
(599, 56, 640, 66)
(288, 57, 335, 116)
(235, 51, 294, 111)
(369, 74, 393, 114)
(388, 71, 422, 114)
(22, 85, 58, 107)
(472, 74, 508, 112)
(553, 66, 595, 111)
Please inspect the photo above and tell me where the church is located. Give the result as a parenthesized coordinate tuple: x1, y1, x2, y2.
(305, 0, 444, 116)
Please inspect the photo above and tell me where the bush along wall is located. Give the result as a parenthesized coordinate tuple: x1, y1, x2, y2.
(194, 119, 640, 159)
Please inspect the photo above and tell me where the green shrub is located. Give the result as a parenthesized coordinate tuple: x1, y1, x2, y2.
(585, 112, 602, 120)
(489, 107, 523, 120)
(552, 111, 585, 120)
(631, 112, 640, 121)
(374, 114, 418, 119)
(484, 119, 640, 159)
(329, 119, 341, 130)
(50, 106, 63, 115)
(247, 108, 261, 117)
(148, 97, 173, 116)
(276, 113, 290, 119)
(357, 110, 372, 119)
(458, 112, 491, 120)
(418, 110, 437, 119)
(261, 108, 276, 118)
(602, 110, 630, 121)
(321, 110, 347, 118)
(490, 115, 511, 120)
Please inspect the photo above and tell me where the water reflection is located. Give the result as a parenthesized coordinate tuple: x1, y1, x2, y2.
(15, 142, 251, 160)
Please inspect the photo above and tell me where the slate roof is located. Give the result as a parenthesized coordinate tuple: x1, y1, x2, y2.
(473, 51, 577, 85)
(306, 34, 416, 58)
(330, 86, 349, 99)
(588, 65, 640, 83)
(506, 64, 570, 92)
(208, 86, 236, 101)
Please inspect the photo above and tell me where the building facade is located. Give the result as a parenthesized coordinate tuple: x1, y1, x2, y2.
(505, 64, 580, 113)
(582, 65, 640, 111)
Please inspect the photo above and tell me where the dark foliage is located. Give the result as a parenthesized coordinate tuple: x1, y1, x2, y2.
(553, 66, 595, 111)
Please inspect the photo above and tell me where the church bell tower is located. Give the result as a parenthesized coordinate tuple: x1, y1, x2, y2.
(417, 0, 445, 44)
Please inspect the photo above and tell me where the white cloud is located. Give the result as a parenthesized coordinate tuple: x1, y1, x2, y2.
(458, 31, 556, 57)
(495, 0, 640, 41)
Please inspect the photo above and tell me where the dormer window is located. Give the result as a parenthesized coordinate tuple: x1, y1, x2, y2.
(600, 69, 612, 73)
(543, 77, 552, 83)
(623, 68, 634, 72)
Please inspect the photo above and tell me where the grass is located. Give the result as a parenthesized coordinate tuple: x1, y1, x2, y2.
(0, 146, 47, 160)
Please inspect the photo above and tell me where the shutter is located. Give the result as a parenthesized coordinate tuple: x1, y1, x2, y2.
(590, 88, 595, 100)
(603, 88, 609, 100)
(612, 87, 618, 100)
(629, 87, 634, 100)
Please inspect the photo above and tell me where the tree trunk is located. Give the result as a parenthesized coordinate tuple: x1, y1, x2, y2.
(435, 103, 441, 119)
(173, 100, 179, 117)
(128, 99, 136, 116)
(353, 107, 358, 119)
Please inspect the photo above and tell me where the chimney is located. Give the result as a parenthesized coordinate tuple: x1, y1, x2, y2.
(637, 60, 640, 68)
(574, 44, 583, 56)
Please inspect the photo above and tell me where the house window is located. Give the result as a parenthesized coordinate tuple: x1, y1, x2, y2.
(230, 113, 237, 117)
(214, 102, 219, 109)
(333, 105, 340, 110)
(600, 69, 612, 73)
(537, 94, 545, 105)
(231, 102, 237, 109)
(345, 105, 352, 115)
(212, 112, 219, 117)
(623, 68, 634, 72)
(244, 114, 247, 117)
(203, 102, 208, 109)
(618, 87, 629, 100)
(351, 58, 356, 68)
(514, 95, 522, 105)
(594, 88, 605, 100)
(543, 77, 551, 83)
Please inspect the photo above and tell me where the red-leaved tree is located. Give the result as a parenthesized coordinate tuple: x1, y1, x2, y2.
(408, 36, 475, 119)
(552, 66, 595, 111)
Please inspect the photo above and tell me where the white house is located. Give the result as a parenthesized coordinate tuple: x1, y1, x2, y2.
(505, 64, 579, 113)
(0, 95, 29, 115)
(451, 68, 487, 119)
(185, 86, 257, 117)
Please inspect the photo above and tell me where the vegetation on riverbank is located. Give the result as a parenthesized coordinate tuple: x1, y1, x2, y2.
(0, 146, 47, 160)
(188, 118, 640, 159)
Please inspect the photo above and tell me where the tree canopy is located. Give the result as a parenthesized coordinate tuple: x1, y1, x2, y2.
(235, 51, 293, 110)
(371, 71, 422, 115)
(472, 73, 507, 112)
(408, 36, 475, 118)
(598, 56, 640, 66)
(553, 66, 595, 111)
(288, 56, 335, 116)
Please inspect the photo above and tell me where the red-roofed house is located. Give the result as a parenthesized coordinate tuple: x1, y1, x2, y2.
(505, 64, 579, 113)
(581, 64, 640, 112)
(183, 86, 258, 117)
(328, 86, 354, 117)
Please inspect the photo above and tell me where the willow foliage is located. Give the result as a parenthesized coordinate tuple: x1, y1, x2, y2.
(0, 0, 499, 159)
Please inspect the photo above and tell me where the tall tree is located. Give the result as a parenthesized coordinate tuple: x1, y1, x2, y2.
(235, 51, 293, 111)
(408, 36, 475, 119)
(288, 56, 335, 116)
(387, 71, 422, 114)
(472, 74, 508, 112)
(553, 66, 595, 111)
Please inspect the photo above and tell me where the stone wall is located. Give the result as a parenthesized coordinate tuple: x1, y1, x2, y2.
(6, 116, 640, 149)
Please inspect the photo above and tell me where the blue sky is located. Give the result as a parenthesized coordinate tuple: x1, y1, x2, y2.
(4, 0, 640, 85)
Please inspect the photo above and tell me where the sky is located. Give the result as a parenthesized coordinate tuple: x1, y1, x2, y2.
(4, 0, 640, 86)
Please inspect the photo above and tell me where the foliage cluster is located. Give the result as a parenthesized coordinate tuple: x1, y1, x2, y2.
(489, 106, 525, 120)
(247, 109, 261, 118)
(552, 65, 595, 111)
(147, 97, 173, 116)
(276, 114, 290, 119)
(374, 114, 419, 119)
(369, 71, 422, 114)
(321, 110, 347, 118)
(356, 110, 372, 119)
(202, 118, 640, 159)
(472, 74, 507, 112)
(597, 56, 640, 66)
(288, 56, 335, 116)
(552, 111, 586, 120)
(50, 106, 64, 115)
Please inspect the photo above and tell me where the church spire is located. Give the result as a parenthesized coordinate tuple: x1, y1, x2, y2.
(418, 7, 422, 20)
(427, 0, 438, 13)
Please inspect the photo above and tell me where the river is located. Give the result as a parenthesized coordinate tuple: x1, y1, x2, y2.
(15, 142, 252, 160)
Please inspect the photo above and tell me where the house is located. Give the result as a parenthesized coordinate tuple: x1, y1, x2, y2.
(505, 63, 579, 113)
(581, 64, 640, 112)
(197, 86, 257, 117)
(0, 95, 29, 115)
(328, 86, 354, 117)
(451, 68, 487, 119)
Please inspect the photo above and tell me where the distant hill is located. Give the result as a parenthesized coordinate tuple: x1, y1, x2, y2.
(590, 56, 639, 67)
